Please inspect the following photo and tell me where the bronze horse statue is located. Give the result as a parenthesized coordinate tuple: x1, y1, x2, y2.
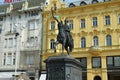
(51, 9, 74, 55)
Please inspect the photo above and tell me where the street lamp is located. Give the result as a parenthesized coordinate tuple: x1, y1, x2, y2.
(14, 23, 25, 80)
(14, 32, 19, 80)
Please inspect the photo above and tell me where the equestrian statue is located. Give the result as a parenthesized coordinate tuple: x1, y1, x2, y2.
(51, 8, 74, 55)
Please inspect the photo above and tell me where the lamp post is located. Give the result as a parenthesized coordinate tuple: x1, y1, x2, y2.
(14, 23, 25, 80)
(14, 32, 19, 80)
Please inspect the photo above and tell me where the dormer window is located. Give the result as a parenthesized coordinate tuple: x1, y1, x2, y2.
(69, 3, 76, 7)
(92, 0, 99, 4)
(63, 0, 65, 2)
(104, 0, 111, 2)
(80, 1, 87, 6)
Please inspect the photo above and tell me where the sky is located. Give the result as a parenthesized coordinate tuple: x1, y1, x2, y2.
(65, 0, 79, 3)
(0, 0, 3, 3)
(0, 0, 80, 4)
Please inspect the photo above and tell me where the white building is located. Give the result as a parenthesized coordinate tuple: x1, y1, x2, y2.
(0, 0, 44, 80)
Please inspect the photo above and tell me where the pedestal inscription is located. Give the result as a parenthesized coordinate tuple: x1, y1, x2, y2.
(44, 54, 82, 80)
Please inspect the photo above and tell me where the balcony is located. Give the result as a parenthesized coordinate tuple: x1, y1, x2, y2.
(5, 31, 17, 36)
(21, 42, 40, 51)
(88, 46, 102, 55)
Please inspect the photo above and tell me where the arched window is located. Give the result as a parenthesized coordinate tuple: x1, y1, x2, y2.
(94, 76, 101, 80)
(80, 1, 87, 6)
(50, 39, 55, 49)
(93, 36, 98, 46)
(81, 37, 86, 48)
(106, 35, 112, 46)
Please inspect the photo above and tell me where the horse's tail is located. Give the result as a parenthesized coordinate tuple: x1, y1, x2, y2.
(69, 38, 74, 52)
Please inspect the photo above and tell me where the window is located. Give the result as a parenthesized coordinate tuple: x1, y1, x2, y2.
(81, 37, 86, 48)
(0, 36, 2, 43)
(36, 19, 40, 29)
(29, 21, 35, 30)
(25, 12, 28, 18)
(10, 24, 12, 32)
(13, 38, 17, 47)
(6, 53, 12, 65)
(0, 17, 3, 21)
(69, 20, 74, 29)
(51, 21, 55, 30)
(34, 37, 38, 46)
(3, 53, 6, 65)
(50, 39, 55, 49)
(10, 24, 15, 32)
(93, 36, 98, 46)
(114, 57, 120, 67)
(29, 37, 38, 47)
(118, 14, 120, 24)
(93, 17, 98, 27)
(8, 38, 13, 48)
(29, 37, 34, 47)
(30, 11, 39, 16)
(92, 57, 101, 68)
(29, 20, 39, 30)
(0, 25, 2, 34)
(106, 35, 112, 46)
(80, 1, 87, 6)
(13, 53, 16, 65)
(18, 15, 21, 19)
(105, 15, 110, 25)
(104, 0, 111, 2)
(107, 56, 120, 68)
(92, 0, 99, 4)
(76, 57, 87, 69)
(81, 19, 85, 28)
(69, 3, 76, 7)
(5, 39, 7, 48)
(26, 55, 34, 65)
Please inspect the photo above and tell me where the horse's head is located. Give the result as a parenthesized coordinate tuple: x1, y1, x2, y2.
(64, 17, 69, 24)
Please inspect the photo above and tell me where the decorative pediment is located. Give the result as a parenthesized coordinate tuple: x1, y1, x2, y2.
(44, 0, 66, 11)
(78, 31, 88, 36)
(102, 28, 114, 34)
(89, 29, 100, 35)
(93, 29, 100, 35)
(115, 29, 120, 33)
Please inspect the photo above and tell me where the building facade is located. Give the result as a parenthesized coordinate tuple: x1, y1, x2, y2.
(42, 0, 120, 80)
(0, 0, 44, 80)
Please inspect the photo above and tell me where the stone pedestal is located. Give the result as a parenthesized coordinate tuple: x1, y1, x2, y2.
(44, 54, 82, 80)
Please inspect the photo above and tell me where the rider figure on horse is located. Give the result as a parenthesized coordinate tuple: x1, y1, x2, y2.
(51, 8, 74, 55)
(64, 18, 72, 44)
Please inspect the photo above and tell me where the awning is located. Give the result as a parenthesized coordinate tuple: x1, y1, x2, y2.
(0, 78, 12, 80)
(39, 74, 46, 80)
(0, 72, 25, 78)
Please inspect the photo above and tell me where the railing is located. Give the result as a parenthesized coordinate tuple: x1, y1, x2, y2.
(5, 31, 17, 35)
(21, 45, 40, 51)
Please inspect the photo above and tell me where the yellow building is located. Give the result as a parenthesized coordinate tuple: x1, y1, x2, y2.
(42, 0, 120, 80)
